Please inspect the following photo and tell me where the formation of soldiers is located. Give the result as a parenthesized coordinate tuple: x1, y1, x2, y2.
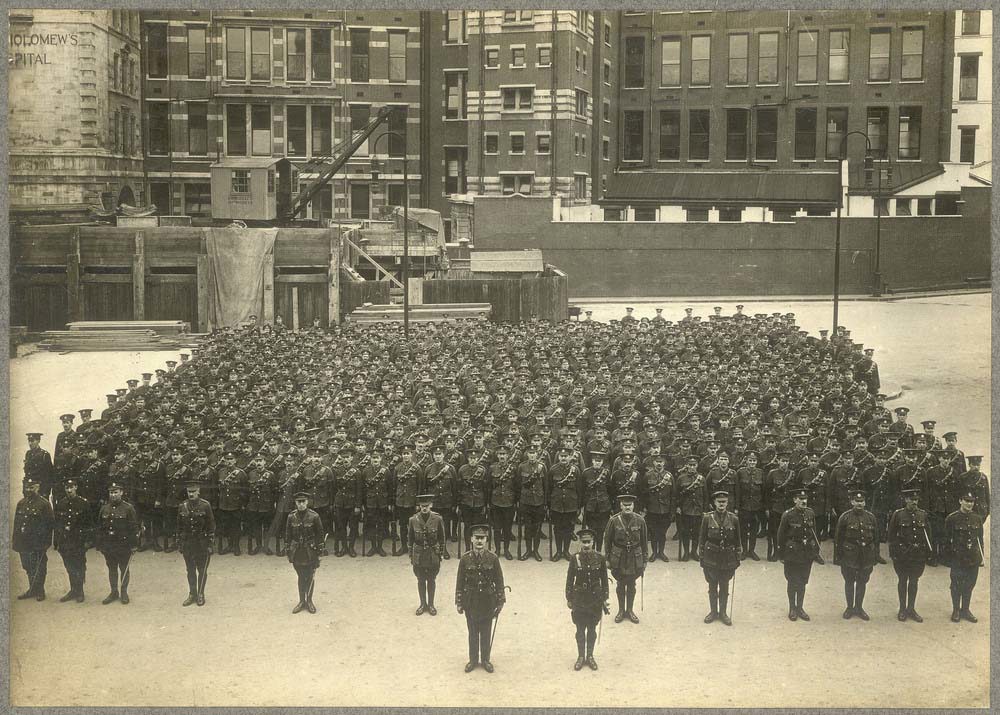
(13, 306, 989, 667)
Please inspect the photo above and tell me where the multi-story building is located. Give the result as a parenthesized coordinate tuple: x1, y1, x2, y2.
(951, 9, 991, 171)
(422, 10, 619, 232)
(140, 9, 422, 221)
(602, 10, 955, 221)
(9, 9, 143, 222)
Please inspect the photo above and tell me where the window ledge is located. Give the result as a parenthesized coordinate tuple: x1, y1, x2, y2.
(483, 153, 499, 157)
(444, 118, 469, 122)
(658, 85, 682, 90)
(754, 159, 778, 163)
(724, 159, 750, 163)
(690, 84, 711, 89)
(727, 83, 750, 88)
(795, 81, 819, 86)
(537, 63, 552, 69)
(657, 159, 681, 163)
(623, 86, 646, 91)
(485, 66, 499, 70)
(756, 82, 780, 87)
(444, 42, 469, 47)
(896, 158, 923, 162)
(899, 79, 925, 84)
(866, 80, 891, 85)
(827, 81, 850, 85)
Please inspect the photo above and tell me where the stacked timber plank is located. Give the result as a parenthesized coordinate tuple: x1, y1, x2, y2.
(66, 320, 190, 335)
(346, 303, 491, 324)
(39, 320, 197, 352)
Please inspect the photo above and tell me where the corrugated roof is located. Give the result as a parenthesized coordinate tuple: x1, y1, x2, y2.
(847, 162, 944, 195)
(603, 171, 839, 206)
(210, 157, 285, 169)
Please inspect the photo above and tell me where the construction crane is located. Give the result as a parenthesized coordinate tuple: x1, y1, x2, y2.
(280, 105, 397, 223)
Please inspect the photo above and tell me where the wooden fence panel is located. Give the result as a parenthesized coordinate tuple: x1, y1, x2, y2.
(82, 282, 133, 321)
(340, 281, 390, 318)
(11, 279, 68, 331)
(146, 276, 199, 328)
(421, 276, 566, 323)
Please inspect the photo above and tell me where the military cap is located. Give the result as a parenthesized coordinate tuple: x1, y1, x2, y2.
(470, 524, 490, 536)
(942, 431, 958, 440)
(166, 360, 177, 368)
(126, 379, 139, 387)
(26, 432, 42, 440)
(79, 408, 93, 419)
(849, 489, 866, 500)
(59, 413, 75, 422)
(106, 394, 118, 402)
(791, 488, 809, 499)
(416, 493, 435, 503)
(185, 480, 205, 490)
(921, 420, 937, 429)
(577, 528, 596, 540)
(293, 491, 311, 500)
(617, 493, 637, 502)
(967, 455, 983, 466)
(894, 407, 910, 416)
(958, 491, 976, 502)
(115, 388, 128, 396)
(711, 490, 729, 500)
(108, 482, 125, 492)
(141, 372, 152, 380)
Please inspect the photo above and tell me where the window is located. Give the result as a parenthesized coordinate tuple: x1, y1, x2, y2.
(962, 10, 980, 35)
(574, 135, 579, 156)
(501, 174, 532, 195)
(602, 137, 609, 160)
(624, 36, 645, 88)
(634, 207, 657, 222)
(771, 208, 795, 222)
(388, 183, 406, 207)
(898, 106, 921, 159)
(575, 90, 588, 117)
(728, 34, 748, 85)
(686, 208, 709, 222)
(575, 175, 587, 200)
(503, 10, 533, 23)
(111, 109, 119, 153)
(148, 102, 169, 155)
(868, 28, 890, 82)
(959, 55, 978, 100)
(351, 29, 370, 82)
(691, 36, 711, 86)
(127, 111, 135, 154)
(960, 127, 977, 163)
(866, 107, 889, 158)
(797, 30, 817, 83)
(718, 208, 742, 222)
(604, 207, 624, 221)
(726, 108, 749, 160)
(149, 183, 170, 215)
(187, 26, 206, 79)
(661, 37, 681, 86)
(603, 99, 611, 123)
(581, 136, 586, 156)
(511, 46, 525, 68)
(112, 52, 119, 89)
(445, 147, 467, 194)
(184, 183, 211, 218)
(604, 23, 611, 47)
(874, 198, 889, 217)
(502, 87, 533, 111)
(689, 109, 710, 160)
(187, 102, 207, 156)
(388, 31, 407, 82)
(537, 133, 551, 154)
(312, 105, 331, 156)
(575, 48, 581, 71)
(267, 170, 275, 194)
(286, 105, 307, 157)
(226, 104, 246, 155)
(895, 199, 911, 216)
(794, 108, 817, 160)
(623, 110, 644, 161)
(250, 28, 270, 81)
(901, 28, 923, 81)
(446, 11, 466, 44)
(755, 108, 777, 160)
(658, 110, 680, 160)
(509, 133, 525, 155)
(445, 72, 467, 119)
(251, 104, 271, 155)
(285, 29, 306, 81)
(575, 11, 588, 33)
(758, 32, 778, 84)
(538, 46, 552, 67)
(582, 52, 588, 74)
(350, 104, 370, 155)
(828, 30, 849, 82)
(917, 198, 933, 215)
(147, 24, 167, 78)
(232, 169, 251, 194)
(311, 29, 331, 82)
(350, 183, 370, 219)
(825, 107, 848, 159)
(485, 47, 499, 68)
(226, 27, 246, 80)
(388, 107, 407, 157)
(484, 133, 499, 155)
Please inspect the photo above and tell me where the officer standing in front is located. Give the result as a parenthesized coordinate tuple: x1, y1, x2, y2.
(285, 490, 325, 614)
(887, 487, 931, 622)
(12, 477, 54, 601)
(833, 489, 879, 620)
(96, 482, 139, 605)
(603, 493, 648, 624)
(699, 490, 742, 625)
(565, 528, 609, 671)
(946, 491, 985, 623)
(776, 488, 825, 621)
(409, 493, 446, 615)
(177, 480, 215, 607)
(456, 524, 506, 673)
(53, 477, 91, 602)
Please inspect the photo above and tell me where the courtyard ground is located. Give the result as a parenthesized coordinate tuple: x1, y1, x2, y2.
(7, 294, 990, 708)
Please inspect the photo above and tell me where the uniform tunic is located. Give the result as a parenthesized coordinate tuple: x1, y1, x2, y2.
(887, 506, 931, 574)
(603, 511, 648, 578)
(284, 508, 324, 568)
(408, 510, 446, 577)
(565, 549, 609, 626)
(834, 508, 878, 572)
(13, 492, 55, 592)
(776, 506, 819, 585)
(699, 510, 742, 578)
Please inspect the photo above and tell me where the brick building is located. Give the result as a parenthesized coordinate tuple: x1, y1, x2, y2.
(951, 9, 991, 173)
(140, 9, 422, 221)
(9, 9, 143, 222)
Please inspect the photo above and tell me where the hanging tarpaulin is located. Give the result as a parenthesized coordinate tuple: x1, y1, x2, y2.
(204, 227, 277, 330)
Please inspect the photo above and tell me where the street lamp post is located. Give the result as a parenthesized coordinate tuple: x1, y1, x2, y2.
(370, 127, 409, 339)
(834, 131, 874, 338)
(872, 156, 894, 298)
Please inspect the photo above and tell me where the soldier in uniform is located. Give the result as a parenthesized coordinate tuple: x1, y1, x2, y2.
(362, 449, 392, 557)
(457, 448, 489, 552)
(925, 449, 955, 566)
(422, 444, 458, 558)
(96, 482, 139, 605)
(12, 477, 54, 601)
(957, 456, 989, 523)
(887, 487, 931, 622)
(699, 490, 742, 625)
(945, 492, 984, 623)
(455, 524, 506, 673)
(245, 454, 277, 555)
(643, 453, 675, 562)
(177, 480, 215, 606)
(408, 493, 446, 615)
(735, 451, 765, 560)
(392, 443, 421, 556)
(833, 489, 878, 620)
(331, 446, 362, 557)
(53, 477, 91, 602)
(565, 528, 609, 670)
(216, 452, 247, 555)
(675, 455, 704, 561)
(548, 447, 583, 561)
(23, 432, 54, 500)
(285, 490, 325, 614)
(516, 446, 548, 561)
(581, 449, 613, 551)
(488, 444, 518, 560)
(603, 494, 647, 624)
(765, 451, 795, 561)
(776, 488, 825, 621)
